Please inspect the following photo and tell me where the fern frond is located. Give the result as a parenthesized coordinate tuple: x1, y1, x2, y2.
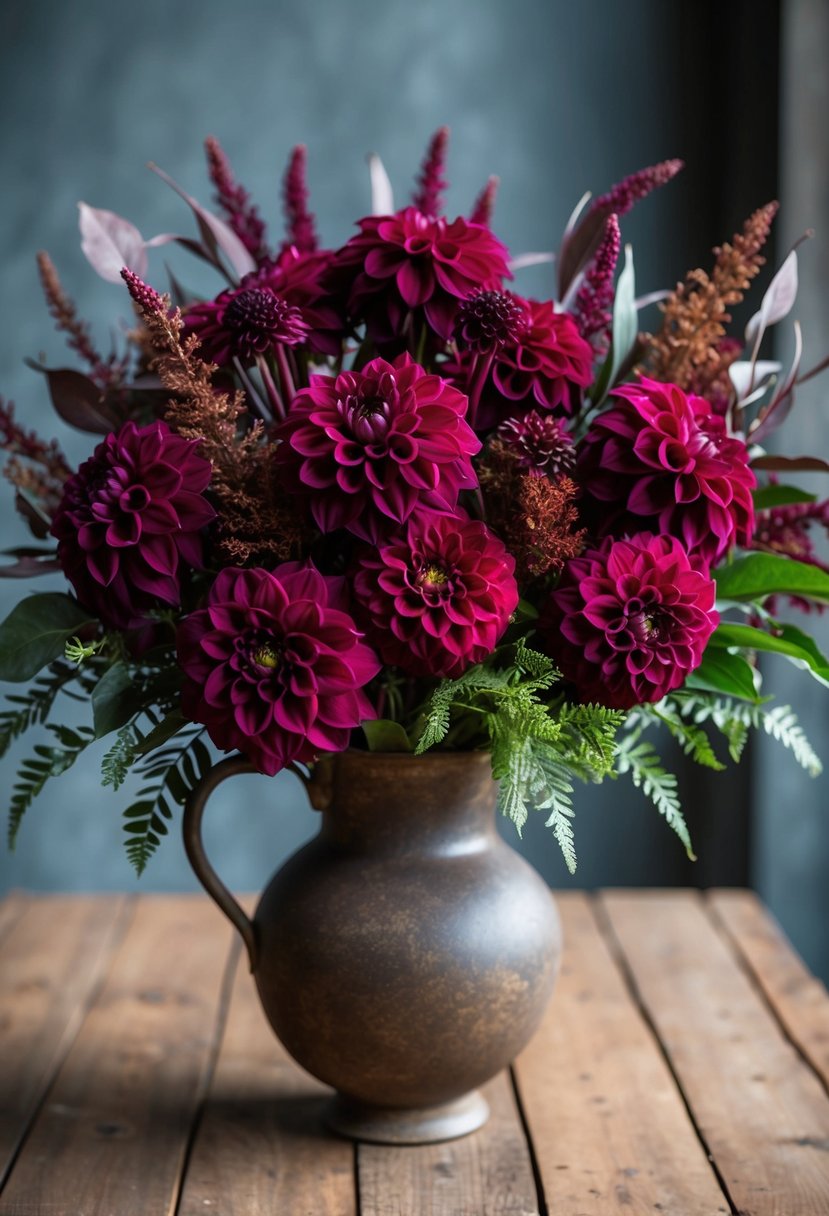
(8, 724, 95, 847)
(676, 695, 822, 776)
(614, 733, 695, 859)
(0, 662, 82, 758)
(122, 728, 210, 875)
(640, 702, 725, 771)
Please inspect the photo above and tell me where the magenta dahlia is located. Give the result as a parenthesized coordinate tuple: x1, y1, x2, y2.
(496, 411, 576, 480)
(51, 420, 215, 630)
(539, 533, 719, 709)
(182, 273, 309, 366)
(470, 296, 594, 429)
(177, 563, 380, 776)
(334, 207, 510, 346)
(351, 509, 519, 679)
(454, 289, 526, 354)
(577, 376, 756, 564)
(250, 247, 345, 357)
(275, 355, 481, 543)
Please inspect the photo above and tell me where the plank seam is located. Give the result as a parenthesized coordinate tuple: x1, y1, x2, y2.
(704, 891, 829, 1104)
(171, 932, 243, 1216)
(592, 894, 740, 1216)
(0, 893, 27, 952)
(0, 893, 137, 1196)
(508, 1064, 548, 1216)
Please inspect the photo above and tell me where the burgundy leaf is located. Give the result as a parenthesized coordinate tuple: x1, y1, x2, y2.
(36, 366, 119, 433)
(751, 454, 829, 474)
(149, 164, 256, 280)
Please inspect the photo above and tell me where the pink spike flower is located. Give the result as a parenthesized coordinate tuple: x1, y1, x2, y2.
(205, 135, 269, 262)
(275, 355, 481, 543)
(282, 144, 318, 254)
(177, 563, 380, 775)
(412, 126, 450, 218)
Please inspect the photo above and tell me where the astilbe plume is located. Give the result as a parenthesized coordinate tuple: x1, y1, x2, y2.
(121, 269, 301, 567)
(644, 202, 778, 394)
(469, 176, 499, 227)
(412, 127, 450, 218)
(478, 439, 584, 586)
(36, 252, 123, 387)
(351, 509, 518, 678)
(0, 396, 72, 522)
(281, 144, 319, 254)
(205, 136, 270, 263)
(572, 214, 621, 354)
(540, 532, 719, 709)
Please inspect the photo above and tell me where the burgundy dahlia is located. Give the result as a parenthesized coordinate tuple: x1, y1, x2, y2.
(352, 510, 519, 679)
(454, 290, 526, 354)
(496, 411, 576, 480)
(334, 207, 510, 346)
(275, 355, 481, 543)
(177, 563, 380, 776)
(51, 420, 215, 630)
(577, 376, 756, 564)
(252, 247, 345, 357)
(539, 533, 719, 709)
(182, 275, 309, 366)
(471, 296, 594, 429)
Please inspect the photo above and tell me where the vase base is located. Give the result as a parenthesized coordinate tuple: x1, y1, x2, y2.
(325, 1089, 490, 1145)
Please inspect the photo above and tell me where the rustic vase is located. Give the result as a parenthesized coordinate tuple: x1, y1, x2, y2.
(183, 749, 561, 1145)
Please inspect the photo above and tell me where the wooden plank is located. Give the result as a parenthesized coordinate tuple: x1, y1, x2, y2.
(357, 1071, 539, 1216)
(602, 889, 829, 1216)
(0, 895, 235, 1216)
(0, 893, 28, 949)
(0, 895, 132, 1188)
(708, 888, 829, 1093)
(513, 892, 729, 1215)
(178, 940, 356, 1216)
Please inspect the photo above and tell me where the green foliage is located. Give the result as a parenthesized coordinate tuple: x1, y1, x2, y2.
(707, 621, 829, 689)
(714, 552, 829, 605)
(0, 662, 82, 759)
(685, 648, 762, 702)
(614, 728, 695, 859)
(362, 719, 412, 752)
(676, 695, 822, 777)
(8, 724, 95, 847)
(0, 593, 95, 682)
(634, 702, 725, 772)
(121, 728, 211, 875)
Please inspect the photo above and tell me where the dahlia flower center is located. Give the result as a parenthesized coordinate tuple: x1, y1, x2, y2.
(251, 641, 283, 671)
(420, 564, 448, 586)
(121, 485, 150, 513)
(627, 609, 659, 643)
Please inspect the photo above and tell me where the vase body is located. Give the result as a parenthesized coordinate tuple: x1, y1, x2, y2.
(185, 749, 561, 1143)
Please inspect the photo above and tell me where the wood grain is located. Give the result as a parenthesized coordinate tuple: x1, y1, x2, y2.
(178, 938, 356, 1216)
(513, 892, 729, 1215)
(0, 895, 131, 1188)
(0, 895, 235, 1216)
(0, 893, 28, 950)
(357, 1071, 539, 1216)
(602, 889, 829, 1216)
(708, 888, 829, 1093)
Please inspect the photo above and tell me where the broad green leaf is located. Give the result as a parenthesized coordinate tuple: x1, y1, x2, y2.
(0, 594, 96, 683)
(362, 719, 412, 753)
(91, 662, 139, 738)
(685, 649, 761, 702)
(708, 621, 829, 687)
(714, 553, 829, 605)
(752, 484, 816, 510)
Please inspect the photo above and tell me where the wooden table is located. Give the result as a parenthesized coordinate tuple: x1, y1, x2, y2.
(1, 890, 828, 1215)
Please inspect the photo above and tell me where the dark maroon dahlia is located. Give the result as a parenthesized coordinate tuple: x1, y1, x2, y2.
(250, 247, 345, 357)
(577, 376, 755, 565)
(333, 207, 510, 346)
(51, 420, 215, 630)
(275, 355, 481, 543)
(177, 563, 380, 776)
(182, 275, 309, 367)
(454, 290, 526, 354)
(496, 411, 576, 480)
(539, 533, 719, 709)
(464, 296, 594, 430)
(351, 509, 519, 679)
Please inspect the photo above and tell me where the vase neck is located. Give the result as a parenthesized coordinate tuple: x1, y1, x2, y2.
(315, 751, 497, 857)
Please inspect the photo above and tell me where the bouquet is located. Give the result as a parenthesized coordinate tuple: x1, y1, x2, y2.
(2, 129, 827, 876)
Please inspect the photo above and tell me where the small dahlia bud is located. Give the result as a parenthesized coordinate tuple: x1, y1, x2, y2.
(183, 281, 309, 366)
(454, 290, 526, 354)
(496, 411, 576, 481)
(120, 267, 165, 315)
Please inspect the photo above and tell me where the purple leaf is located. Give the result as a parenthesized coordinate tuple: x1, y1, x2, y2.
(79, 203, 148, 284)
(750, 321, 803, 444)
(148, 164, 256, 281)
(729, 359, 780, 402)
(509, 251, 555, 272)
(557, 205, 609, 301)
(751, 453, 829, 474)
(745, 249, 799, 349)
(38, 366, 119, 433)
(0, 553, 62, 578)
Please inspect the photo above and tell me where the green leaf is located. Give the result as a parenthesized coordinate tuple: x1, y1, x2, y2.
(685, 649, 761, 702)
(752, 484, 816, 510)
(590, 242, 636, 406)
(714, 553, 829, 605)
(0, 594, 96, 682)
(362, 719, 412, 752)
(132, 709, 188, 755)
(708, 622, 829, 688)
(91, 662, 139, 738)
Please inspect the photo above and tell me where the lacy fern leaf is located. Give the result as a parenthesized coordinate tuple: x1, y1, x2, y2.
(8, 724, 95, 847)
(614, 732, 695, 858)
(122, 728, 210, 875)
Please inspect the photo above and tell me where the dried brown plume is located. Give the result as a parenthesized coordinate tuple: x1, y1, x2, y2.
(643, 201, 778, 394)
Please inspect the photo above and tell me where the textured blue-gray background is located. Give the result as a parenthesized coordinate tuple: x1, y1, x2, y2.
(1, 0, 826, 976)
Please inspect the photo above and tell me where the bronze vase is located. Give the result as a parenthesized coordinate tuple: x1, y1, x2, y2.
(183, 749, 561, 1144)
